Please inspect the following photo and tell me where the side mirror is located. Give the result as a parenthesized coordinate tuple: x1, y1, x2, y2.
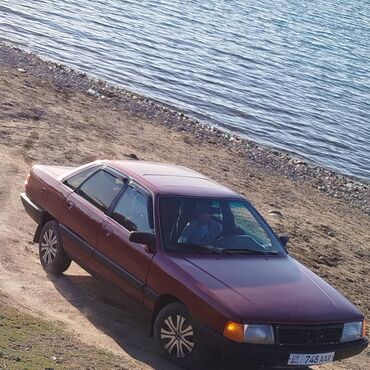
(279, 235, 289, 247)
(129, 231, 156, 252)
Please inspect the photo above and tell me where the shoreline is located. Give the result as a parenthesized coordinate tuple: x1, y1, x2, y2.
(0, 41, 369, 215)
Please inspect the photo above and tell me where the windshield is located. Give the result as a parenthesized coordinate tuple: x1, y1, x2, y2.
(159, 197, 283, 254)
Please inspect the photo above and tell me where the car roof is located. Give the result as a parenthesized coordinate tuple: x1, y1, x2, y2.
(104, 160, 240, 198)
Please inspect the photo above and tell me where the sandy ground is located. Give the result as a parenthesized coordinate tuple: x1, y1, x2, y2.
(0, 59, 369, 369)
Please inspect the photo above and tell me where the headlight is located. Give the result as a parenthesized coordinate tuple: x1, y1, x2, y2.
(340, 321, 364, 342)
(244, 324, 275, 344)
(223, 322, 275, 344)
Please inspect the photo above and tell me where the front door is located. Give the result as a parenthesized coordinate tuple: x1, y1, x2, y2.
(96, 181, 155, 303)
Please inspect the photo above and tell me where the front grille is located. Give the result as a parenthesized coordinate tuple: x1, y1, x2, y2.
(275, 324, 343, 345)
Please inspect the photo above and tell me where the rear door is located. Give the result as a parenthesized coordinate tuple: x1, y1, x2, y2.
(59, 167, 127, 266)
(96, 181, 155, 303)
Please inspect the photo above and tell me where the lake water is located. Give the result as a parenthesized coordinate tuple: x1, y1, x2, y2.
(1, 0, 369, 180)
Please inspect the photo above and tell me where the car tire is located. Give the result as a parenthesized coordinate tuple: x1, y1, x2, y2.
(39, 220, 71, 274)
(154, 302, 201, 367)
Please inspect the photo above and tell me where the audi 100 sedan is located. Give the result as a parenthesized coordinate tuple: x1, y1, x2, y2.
(20, 160, 368, 367)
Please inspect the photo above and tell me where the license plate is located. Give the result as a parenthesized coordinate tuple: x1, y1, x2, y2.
(288, 352, 335, 366)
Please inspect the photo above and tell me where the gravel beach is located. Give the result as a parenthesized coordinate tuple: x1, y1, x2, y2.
(0, 42, 369, 369)
(1, 43, 369, 215)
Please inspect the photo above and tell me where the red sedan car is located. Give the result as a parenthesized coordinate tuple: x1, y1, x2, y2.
(21, 160, 368, 367)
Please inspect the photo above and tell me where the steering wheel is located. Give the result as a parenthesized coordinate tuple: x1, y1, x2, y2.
(215, 226, 245, 240)
(213, 234, 263, 250)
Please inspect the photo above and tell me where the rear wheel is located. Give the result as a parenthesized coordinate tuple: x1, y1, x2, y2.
(154, 302, 201, 367)
(39, 220, 71, 274)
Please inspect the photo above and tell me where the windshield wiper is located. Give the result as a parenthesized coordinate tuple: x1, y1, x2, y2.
(174, 243, 222, 254)
(220, 248, 279, 255)
(171, 244, 279, 256)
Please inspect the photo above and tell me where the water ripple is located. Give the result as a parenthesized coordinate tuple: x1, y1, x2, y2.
(1, 0, 369, 179)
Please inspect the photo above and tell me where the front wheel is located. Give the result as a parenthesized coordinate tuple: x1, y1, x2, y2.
(39, 220, 71, 274)
(154, 302, 201, 367)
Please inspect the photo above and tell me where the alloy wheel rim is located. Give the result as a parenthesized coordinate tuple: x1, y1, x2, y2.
(160, 314, 194, 358)
(41, 229, 58, 264)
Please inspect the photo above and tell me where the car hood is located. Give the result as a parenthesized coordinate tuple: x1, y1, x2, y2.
(178, 254, 362, 324)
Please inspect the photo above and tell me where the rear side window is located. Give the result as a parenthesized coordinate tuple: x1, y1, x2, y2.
(112, 185, 153, 233)
(64, 166, 98, 190)
(77, 170, 125, 212)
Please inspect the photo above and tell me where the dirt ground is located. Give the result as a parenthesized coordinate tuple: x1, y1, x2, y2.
(0, 65, 369, 369)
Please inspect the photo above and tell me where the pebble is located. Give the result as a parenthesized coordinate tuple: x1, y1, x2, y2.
(17, 68, 26, 73)
(268, 210, 283, 217)
(87, 88, 98, 96)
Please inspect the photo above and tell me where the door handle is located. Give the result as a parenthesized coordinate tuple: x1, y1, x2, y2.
(66, 200, 74, 210)
(103, 225, 113, 237)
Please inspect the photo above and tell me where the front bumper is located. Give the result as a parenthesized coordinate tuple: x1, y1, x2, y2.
(195, 323, 368, 367)
(20, 192, 44, 224)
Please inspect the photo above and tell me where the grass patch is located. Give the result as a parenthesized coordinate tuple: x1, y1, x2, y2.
(0, 301, 124, 369)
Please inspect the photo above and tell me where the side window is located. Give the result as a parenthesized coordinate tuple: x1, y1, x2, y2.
(112, 185, 153, 233)
(77, 170, 125, 212)
(64, 166, 98, 190)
